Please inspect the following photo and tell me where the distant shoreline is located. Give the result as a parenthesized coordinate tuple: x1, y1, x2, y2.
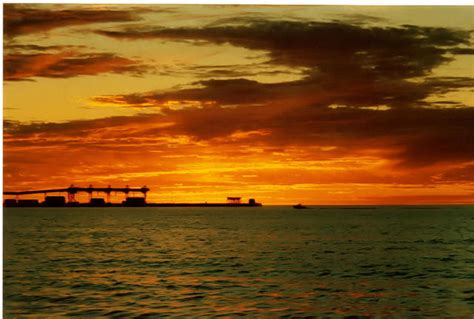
(3, 202, 263, 208)
(4, 204, 472, 208)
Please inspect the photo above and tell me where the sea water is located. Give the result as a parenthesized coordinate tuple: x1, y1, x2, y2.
(3, 206, 474, 318)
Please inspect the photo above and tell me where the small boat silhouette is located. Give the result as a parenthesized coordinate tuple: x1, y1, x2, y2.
(293, 203, 308, 209)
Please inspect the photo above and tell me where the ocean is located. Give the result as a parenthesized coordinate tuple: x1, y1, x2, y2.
(3, 206, 474, 318)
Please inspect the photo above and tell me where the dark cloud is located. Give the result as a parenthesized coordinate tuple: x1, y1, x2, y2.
(5, 44, 87, 52)
(4, 115, 158, 137)
(90, 18, 474, 170)
(94, 78, 282, 107)
(331, 14, 387, 25)
(6, 99, 474, 169)
(4, 4, 142, 37)
(93, 73, 474, 112)
(185, 63, 303, 79)
(96, 19, 471, 79)
(95, 18, 473, 116)
(449, 48, 474, 55)
(437, 164, 474, 183)
(155, 103, 474, 168)
(4, 48, 148, 81)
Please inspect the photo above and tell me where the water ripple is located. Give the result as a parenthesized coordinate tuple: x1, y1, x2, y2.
(4, 206, 474, 318)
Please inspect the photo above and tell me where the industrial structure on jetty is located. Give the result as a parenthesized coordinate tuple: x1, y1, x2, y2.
(3, 185, 262, 208)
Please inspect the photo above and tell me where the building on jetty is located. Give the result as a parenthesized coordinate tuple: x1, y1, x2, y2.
(3, 185, 262, 207)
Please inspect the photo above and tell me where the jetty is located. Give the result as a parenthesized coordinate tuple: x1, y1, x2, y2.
(3, 185, 262, 207)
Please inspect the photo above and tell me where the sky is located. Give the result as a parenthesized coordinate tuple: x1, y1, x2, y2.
(3, 4, 474, 204)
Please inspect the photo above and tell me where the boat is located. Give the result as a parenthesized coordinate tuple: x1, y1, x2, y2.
(293, 203, 308, 209)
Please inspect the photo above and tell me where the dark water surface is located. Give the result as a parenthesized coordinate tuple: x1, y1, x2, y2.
(4, 206, 474, 318)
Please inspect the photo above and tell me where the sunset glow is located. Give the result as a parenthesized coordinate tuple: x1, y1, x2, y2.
(4, 4, 474, 204)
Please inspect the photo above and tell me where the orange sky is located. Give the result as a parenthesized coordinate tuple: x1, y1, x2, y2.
(3, 4, 474, 204)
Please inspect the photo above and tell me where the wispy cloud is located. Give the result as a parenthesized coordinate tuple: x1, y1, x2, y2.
(4, 4, 143, 37)
(4, 45, 149, 81)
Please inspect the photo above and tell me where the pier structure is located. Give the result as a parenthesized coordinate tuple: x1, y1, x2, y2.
(3, 185, 262, 207)
(4, 185, 149, 204)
